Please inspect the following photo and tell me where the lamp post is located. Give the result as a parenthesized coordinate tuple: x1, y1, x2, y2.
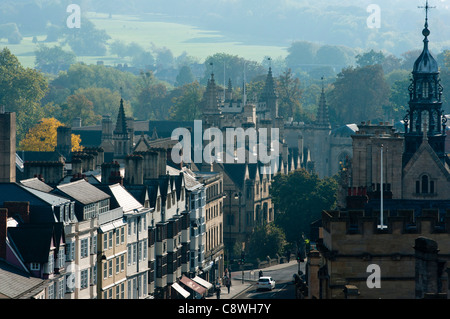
(234, 192, 242, 234)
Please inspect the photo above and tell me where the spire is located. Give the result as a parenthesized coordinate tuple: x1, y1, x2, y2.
(202, 72, 220, 113)
(225, 78, 233, 102)
(260, 67, 277, 100)
(413, 1, 438, 74)
(403, 2, 446, 166)
(316, 77, 330, 128)
(114, 97, 128, 135)
(259, 66, 278, 119)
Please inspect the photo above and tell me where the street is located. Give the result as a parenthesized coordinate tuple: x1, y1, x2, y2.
(232, 261, 305, 299)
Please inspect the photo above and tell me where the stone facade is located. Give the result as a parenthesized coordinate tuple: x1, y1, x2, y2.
(0, 112, 16, 183)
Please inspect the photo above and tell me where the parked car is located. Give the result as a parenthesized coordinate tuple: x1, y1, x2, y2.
(257, 276, 276, 291)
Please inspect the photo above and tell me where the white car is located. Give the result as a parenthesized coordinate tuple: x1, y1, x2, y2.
(257, 276, 276, 291)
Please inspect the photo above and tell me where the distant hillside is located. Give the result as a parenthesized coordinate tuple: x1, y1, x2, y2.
(1, 0, 449, 65)
(88, 0, 450, 56)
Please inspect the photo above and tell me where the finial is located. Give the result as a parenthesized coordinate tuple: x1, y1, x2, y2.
(419, 0, 435, 38)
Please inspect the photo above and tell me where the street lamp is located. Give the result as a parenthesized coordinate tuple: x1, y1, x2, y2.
(234, 192, 242, 233)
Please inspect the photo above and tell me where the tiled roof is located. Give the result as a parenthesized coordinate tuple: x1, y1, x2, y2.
(55, 179, 110, 205)
(20, 178, 53, 193)
(8, 224, 61, 263)
(0, 260, 46, 299)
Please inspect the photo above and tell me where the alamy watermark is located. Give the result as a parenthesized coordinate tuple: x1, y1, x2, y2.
(171, 120, 280, 173)
(67, 4, 81, 29)
(367, 4, 381, 29)
(366, 264, 381, 288)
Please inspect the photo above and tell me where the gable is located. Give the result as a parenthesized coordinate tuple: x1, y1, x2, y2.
(402, 142, 450, 200)
(403, 142, 450, 180)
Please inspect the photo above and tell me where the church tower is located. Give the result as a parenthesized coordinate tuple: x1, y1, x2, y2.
(403, 6, 447, 166)
(258, 67, 278, 121)
(316, 78, 331, 129)
(113, 98, 130, 160)
(201, 72, 221, 129)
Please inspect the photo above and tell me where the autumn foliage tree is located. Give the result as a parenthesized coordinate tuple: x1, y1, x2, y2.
(19, 118, 83, 152)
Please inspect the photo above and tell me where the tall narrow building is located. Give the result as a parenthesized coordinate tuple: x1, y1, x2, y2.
(316, 79, 331, 129)
(113, 98, 130, 160)
(0, 111, 16, 183)
(403, 13, 447, 167)
(201, 72, 221, 129)
(257, 67, 278, 121)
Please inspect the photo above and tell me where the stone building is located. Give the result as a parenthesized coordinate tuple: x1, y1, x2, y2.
(307, 12, 450, 299)
(0, 111, 16, 183)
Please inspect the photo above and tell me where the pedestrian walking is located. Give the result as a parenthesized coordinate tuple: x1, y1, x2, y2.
(215, 281, 221, 299)
(226, 277, 231, 294)
(259, 270, 263, 278)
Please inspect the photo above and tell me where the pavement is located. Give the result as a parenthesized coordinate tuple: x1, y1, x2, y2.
(206, 259, 301, 300)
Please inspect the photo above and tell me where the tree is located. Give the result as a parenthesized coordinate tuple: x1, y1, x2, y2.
(400, 50, 422, 71)
(61, 94, 101, 126)
(63, 19, 111, 56)
(175, 65, 195, 87)
(327, 64, 390, 126)
(153, 45, 175, 70)
(271, 169, 337, 244)
(0, 48, 49, 142)
(72, 87, 132, 120)
(276, 69, 307, 121)
(202, 53, 265, 88)
(51, 63, 139, 100)
(109, 40, 129, 58)
(34, 45, 76, 74)
(19, 118, 83, 152)
(132, 51, 155, 70)
(133, 71, 169, 120)
(389, 78, 410, 122)
(355, 49, 385, 67)
(315, 45, 352, 68)
(247, 223, 287, 261)
(169, 81, 203, 121)
(285, 41, 319, 71)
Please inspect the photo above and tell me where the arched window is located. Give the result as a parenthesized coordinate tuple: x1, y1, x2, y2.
(416, 174, 434, 195)
(421, 175, 428, 194)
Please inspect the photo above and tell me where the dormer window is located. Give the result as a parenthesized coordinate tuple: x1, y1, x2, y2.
(30, 263, 40, 271)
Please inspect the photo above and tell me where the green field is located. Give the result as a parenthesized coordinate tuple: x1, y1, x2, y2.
(2, 12, 288, 69)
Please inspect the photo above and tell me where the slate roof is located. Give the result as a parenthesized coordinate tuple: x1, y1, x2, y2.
(222, 163, 247, 189)
(145, 181, 160, 209)
(0, 183, 71, 224)
(19, 151, 64, 163)
(0, 260, 46, 299)
(55, 179, 110, 205)
(123, 185, 148, 207)
(331, 124, 359, 137)
(108, 184, 142, 213)
(71, 129, 103, 148)
(147, 120, 194, 138)
(71, 120, 194, 148)
(20, 178, 54, 193)
(8, 223, 64, 263)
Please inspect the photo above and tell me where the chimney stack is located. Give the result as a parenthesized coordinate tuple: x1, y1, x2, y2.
(56, 126, 72, 158)
(0, 112, 16, 183)
(3, 202, 30, 224)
